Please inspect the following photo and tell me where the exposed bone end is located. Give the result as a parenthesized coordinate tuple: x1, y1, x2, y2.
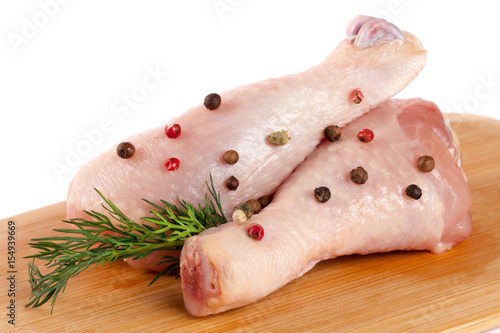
(180, 236, 221, 316)
(346, 15, 407, 49)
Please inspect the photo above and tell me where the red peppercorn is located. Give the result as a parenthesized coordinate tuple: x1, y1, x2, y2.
(247, 223, 264, 241)
(165, 158, 180, 171)
(165, 124, 181, 139)
(350, 88, 364, 104)
(357, 129, 374, 143)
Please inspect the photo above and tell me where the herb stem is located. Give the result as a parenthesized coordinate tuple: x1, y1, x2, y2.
(25, 174, 225, 313)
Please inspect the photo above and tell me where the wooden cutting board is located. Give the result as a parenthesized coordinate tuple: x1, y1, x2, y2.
(1, 114, 500, 333)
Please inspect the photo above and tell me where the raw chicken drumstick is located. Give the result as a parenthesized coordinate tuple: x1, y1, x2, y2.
(67, 16, 426, 228)
(180, 99, 472, 316)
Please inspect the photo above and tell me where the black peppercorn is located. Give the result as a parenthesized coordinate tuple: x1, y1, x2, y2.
(223, 150, 239, 164)
(204, 93, 221, 110)
(226, 176, 239, 190)
(324, 125, 341, 142)
(246, 199, 262, 214)
(257, 195, 272, 209)
(350, 167, 368, 184)
(314, 186, 331, 203)
(406, 184, 422, 200)
(417, 155, 435, 172)
(116, 142, 135, 159)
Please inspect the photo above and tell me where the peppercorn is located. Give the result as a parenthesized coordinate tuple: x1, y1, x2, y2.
(226, 176, 239, 190)
(246, 199, 262, 214)
(406, 184, 422, 200)
(232, 209, 247, 225)
(417, 155, 435, 172)
(257, 195, 272, 209)
(247, 223, 264, 241)
(314, 186, 331, 203)
(223, 150, 239, 165)
(357, 129, 374, 143)
(269, 130, 290, 146)
(324, 125, 341, 142)
(165, 157, 180, 171)
(233, 203, 253, 225)
(350, 167, 368, 184)
(116, 142, 135, 159)
(236, 203, 253, 218)
(350, 88, 364, 104)
(165, 124, 181, 139)
(204, 93, 221, 110)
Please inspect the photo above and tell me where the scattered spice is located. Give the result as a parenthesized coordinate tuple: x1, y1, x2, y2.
(350, 167, 368, 184)
(232, 209, 247, 225)
(246, 199, 262, 214)
(226, 176, 239, 190)
(314, 187, 331, 203)
(116, 142, 135, 159)
(165, 124, 181, 139)
(223, 150, 239, 165)
(233, 203, 253, 225)
(165, 157, 180, 171)
(417, 155, 435, 172)
(324, 125, 341, 142)
(257, 195, 272, 209)
(269, 130, 290, 146)
(247, 223, 264, 241)
(350, 88, 364, 104)
(237, 203, 253, 218)
(406, 184, 422, 200)
(357, 129, 374, 143)
(204, 93, 221, 110)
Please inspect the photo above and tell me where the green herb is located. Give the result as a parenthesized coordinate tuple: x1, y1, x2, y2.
(25, 175, 226, 313)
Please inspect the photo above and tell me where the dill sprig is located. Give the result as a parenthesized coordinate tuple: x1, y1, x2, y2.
(25, 175, 226, 314)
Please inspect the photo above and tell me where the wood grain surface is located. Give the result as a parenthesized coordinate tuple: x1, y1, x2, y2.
(1, 114, 500, 333)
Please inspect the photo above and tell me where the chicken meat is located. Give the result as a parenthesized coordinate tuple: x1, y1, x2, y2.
(180, 98, 472, 316)
(66, 16, 426, 235)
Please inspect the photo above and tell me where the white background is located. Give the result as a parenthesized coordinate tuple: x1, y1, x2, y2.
(1, 0, 500, 219)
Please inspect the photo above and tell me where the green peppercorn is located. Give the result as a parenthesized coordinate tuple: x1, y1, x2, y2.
(350, 167, 368, 185)
(223, 150, 239, 165)
(232, 203, 253, 225)
(235, 203, 253, 219)
(204, 93, 221, 110)
(406, 184, 422, 200)
(269, 130, 290, 146)
(324, 125, 341, 142)
(314, 186, 331, 203)
(116, 142, 135, 159)
(226, 176, 239, 191)
(417, 155, 435, 172)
